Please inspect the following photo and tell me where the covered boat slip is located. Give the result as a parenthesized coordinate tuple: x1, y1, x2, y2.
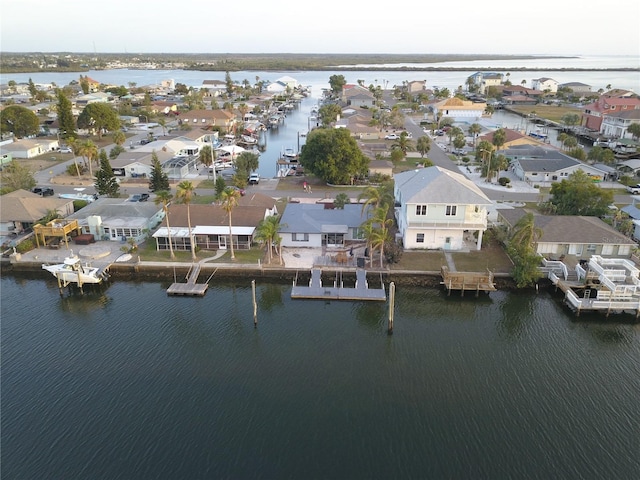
(291, 268, 386, 301)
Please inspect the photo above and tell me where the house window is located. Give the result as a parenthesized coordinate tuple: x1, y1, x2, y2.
(292, 233, 309, 242)
(416, 233, 425, 243)
(416, 205, 427, 216)
(445, 205, 457, 216)
(352, 227, 365, 240)
(587, 244, 597, 253)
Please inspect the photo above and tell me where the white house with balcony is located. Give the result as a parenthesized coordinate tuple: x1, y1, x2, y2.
(531, 77, 558, 93)
(394, 166, 492, 251)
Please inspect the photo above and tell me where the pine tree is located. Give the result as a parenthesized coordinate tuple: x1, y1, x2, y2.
(56, 90, 77, 139)
(148, 151, 169, 192)
(94, 149, 120, 197)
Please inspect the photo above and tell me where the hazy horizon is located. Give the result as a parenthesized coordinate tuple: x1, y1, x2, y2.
(2, 0, 639, 57)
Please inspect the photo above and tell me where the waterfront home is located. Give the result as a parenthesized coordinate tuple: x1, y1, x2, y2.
(65, 197, 164, 244)
(599, 108, 640, 139)
(480, 128, 546, 149)
(466, 72, 503, 95)
(499, 208, 636, 258)
(428, 97, 486, 122)
(201, 80, 227, 96)
(278, 203, 371, 248)
(341, 85, 376, 108)
(393, 166, 492, 251)
(153, 203, 275, 252)
(504, 146, 610, 186)
(582, 93, 640, 132)
(558, 81, 592, 93)
(0, 189, 74, 240)
(179, 109, 236, 132)
(531, 77, 559, 93)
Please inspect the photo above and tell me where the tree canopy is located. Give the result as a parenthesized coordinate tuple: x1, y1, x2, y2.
(94, 149, 120, 197)
(77, 103, 120, 138)
(56, 90, 76, 139)
(148, 151, 170, 192)
(549, 170, 614, 216)
(299, 128, 369, 185)
(328, 74, 346, 96)
(0, 105, 40, 138)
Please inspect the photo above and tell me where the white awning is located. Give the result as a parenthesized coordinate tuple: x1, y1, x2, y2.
(152, 227, 191, 238)
(192, 226, 255, 235)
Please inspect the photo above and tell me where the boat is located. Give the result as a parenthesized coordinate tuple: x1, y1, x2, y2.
(42, 253, 108, 285)
(58, 187, 98, 203)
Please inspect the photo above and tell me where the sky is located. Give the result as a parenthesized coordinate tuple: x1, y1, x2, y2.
(1, 0, 639, 56)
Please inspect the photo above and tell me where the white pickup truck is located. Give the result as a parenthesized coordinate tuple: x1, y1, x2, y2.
(626, 184, 640, 194)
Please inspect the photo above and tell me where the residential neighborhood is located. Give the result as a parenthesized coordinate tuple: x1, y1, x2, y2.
(1, 62, 640, 299)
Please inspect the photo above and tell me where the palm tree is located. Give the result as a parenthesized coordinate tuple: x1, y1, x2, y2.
(154, 190, 175, 260)
(392, 132, 414, 155)
(67, 137, 82, 178)
(468, 123, 482, 147)
(365, 204, 393, 268)
(220, 187, 241, 260)
(254, 215, 282, 264)
(176, 180, 197, 261)
(358, 184, 393, 216)
(510, 212, 543, 254)
(416, 135, 431, 158)
(78, 140, 98, 177)
(112, 130, 126, 147)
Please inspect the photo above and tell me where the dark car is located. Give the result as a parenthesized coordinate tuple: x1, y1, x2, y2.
(129, 193, 150, 202)
(33, 187, 54, 197)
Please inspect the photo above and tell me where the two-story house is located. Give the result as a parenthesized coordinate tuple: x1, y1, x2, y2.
(582, 94, 640, 132)
(531, 77, 558, 93)
(394, 166, 492, 251)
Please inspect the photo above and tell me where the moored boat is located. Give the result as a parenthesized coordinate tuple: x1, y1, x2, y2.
(42, 254, 107, 285)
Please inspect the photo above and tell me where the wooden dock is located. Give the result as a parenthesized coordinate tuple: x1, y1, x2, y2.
(440, 266, 496, 296)
(167, 263, 209, 297)
(291, 268, 386, 301)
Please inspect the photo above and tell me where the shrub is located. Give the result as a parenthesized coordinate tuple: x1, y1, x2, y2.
(384, 241, 403, 264)
(498, 176, 511, 186)
(15, 238, 35, 254)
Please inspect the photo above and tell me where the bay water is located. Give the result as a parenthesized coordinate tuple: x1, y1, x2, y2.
(2, 274, 639, 479)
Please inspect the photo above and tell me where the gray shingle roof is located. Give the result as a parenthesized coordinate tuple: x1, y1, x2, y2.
(394, 166, 492, 205)
(279, 203, 370, 233)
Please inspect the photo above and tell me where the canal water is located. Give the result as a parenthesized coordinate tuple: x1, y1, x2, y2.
(2, 274, 639, 479)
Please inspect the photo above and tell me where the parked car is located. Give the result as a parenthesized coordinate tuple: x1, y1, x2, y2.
(59, 146, 73, 154)
(229, 186, 246, 196)
(33, 187, 54, 197)
(385, 133, 399, 140)
(248, 173, 260, 185)
(626, 184, 640, 194)
(129, 193, 150, 202)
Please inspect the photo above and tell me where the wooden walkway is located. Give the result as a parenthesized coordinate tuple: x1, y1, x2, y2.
(440, 266, 496, 296)
(291, 268, 386, 301)
(167, 263, 209, 296)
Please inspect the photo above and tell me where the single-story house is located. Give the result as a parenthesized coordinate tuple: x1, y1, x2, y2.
(0, 189, 74, 239)
(279, 203, 371, 248)
(394, 166, 492, 251)
(152, 203, 275, 252)
(504, 146, 609, 186)
(499, 208, 636, 258)
(66, 198, 165, 244)
(0, 138, 59, 159)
